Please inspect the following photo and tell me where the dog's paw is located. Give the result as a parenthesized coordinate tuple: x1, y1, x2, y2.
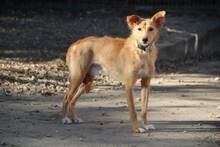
(62, 116, 73, 124)
(135, 124, 155, 133)
(136, 127, 147, 133)
(73, 117, 84, 124)
(144, 124, 156, 131)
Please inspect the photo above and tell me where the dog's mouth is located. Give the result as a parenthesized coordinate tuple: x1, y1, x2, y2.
(137, 43, 150, 52)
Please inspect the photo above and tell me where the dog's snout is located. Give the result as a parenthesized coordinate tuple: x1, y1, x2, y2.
(142, 38, 148, 44)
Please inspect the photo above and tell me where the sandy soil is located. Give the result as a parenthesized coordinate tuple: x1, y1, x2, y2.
(0, 61, 220, 147)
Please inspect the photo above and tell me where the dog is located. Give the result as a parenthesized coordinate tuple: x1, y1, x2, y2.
(62, 11, 166, 133)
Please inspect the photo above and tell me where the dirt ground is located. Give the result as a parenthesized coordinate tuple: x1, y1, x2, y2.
(0, 6, 220, 147)
(0, 60, 220, 147)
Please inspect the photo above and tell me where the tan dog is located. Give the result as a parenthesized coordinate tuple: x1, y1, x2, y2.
(62, 11, 166, 133)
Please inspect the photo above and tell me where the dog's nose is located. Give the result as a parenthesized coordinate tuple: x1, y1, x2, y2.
(142, 38, 148, 44)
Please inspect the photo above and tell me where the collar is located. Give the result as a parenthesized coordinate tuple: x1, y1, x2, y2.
(137, 43, 152, 52)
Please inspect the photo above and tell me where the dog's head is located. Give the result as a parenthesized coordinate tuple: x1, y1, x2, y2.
(127, 11, 166, 51)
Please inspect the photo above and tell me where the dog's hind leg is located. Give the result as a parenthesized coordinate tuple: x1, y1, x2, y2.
(62, 69, 85, 124)
(67, 73, 94, 123)
(62, 48, 93, 124)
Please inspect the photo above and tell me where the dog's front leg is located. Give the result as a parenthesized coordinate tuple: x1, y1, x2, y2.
(141, 78, 155, 131)
(124, 76, 150, 133)
(140, 78, 150, 125)
(125, 84, 139, 133)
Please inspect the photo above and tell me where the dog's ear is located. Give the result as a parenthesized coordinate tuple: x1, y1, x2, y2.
(127, 15, 142, 29)
(151, 11, 166, 28)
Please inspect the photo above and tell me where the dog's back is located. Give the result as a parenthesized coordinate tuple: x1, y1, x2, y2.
(66, 36, 126, 77)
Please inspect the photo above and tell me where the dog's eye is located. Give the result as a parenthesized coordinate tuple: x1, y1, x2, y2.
(137, 28, 142, 31)
(148, 27, 154, 32)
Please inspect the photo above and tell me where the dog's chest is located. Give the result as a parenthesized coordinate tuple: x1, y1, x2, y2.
(137, 60, 149, 78)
